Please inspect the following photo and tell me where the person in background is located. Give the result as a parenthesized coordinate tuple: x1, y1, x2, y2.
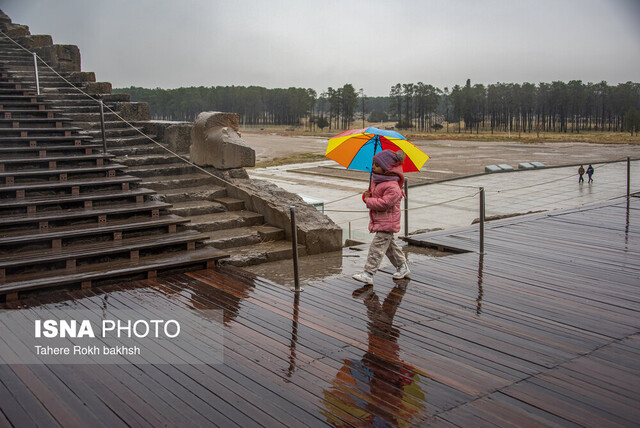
(586, 164, 594, 183)
(578, 165, 585, 184)
(352, 150, 410, 286)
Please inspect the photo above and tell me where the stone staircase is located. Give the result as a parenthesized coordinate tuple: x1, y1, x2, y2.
(0, 10, 307, 281)
(0, 20, 230, 300)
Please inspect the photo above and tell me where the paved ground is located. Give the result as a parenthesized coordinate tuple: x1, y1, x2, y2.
(243, 130, 640, 182)
(249, 158, 640, 243)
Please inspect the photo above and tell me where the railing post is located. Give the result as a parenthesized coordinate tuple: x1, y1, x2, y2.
(99, 100, 107, 154)
(479, 187, 485, 254)
(290, 206, 301, 292)
(32, 52, 40, 95)
(404, 178, 409, 237)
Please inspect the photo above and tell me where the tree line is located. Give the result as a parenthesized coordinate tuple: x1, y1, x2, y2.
(115, 79, 640, 135)
(115, 85, 316, 126)
(445, 79, 640, 134)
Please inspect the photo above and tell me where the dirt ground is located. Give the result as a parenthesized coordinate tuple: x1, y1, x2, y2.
(242, 129, 640, 183)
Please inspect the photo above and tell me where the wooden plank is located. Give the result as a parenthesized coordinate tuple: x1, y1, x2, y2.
(0, 365, 61, 427)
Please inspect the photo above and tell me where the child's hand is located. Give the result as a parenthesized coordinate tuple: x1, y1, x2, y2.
(363, 190, 372, 202)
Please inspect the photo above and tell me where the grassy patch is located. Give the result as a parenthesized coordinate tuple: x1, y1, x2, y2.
(403, 130, 640, 144)
(253, 153, 327, 168)
(242, 124, 639, 144)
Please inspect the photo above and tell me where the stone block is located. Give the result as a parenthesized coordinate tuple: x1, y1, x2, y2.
(68, 72, 96, 83)
(498, 164, 514, 171)
(518, 162, 534, 170)
(5, 25, 30, 38)
(228, 178, 342, 255)
(104, 93, 130, 102)
(85, 82, 112, 94)
(190, 112, 254, 169)
(117, 102, 150, 121)
(142, 121, 192, 154)
(531, 162, 546, 168)
(20, 35, 53, 49)
(485, 165, 502, 173)
(34, 44, 81, 72)
(165, 123, 192, 154)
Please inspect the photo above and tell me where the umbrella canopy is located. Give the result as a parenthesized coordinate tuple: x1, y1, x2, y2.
(325, 126, 429, 173)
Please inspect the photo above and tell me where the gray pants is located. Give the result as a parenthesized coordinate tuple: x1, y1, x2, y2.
(364, 231, 406, 275)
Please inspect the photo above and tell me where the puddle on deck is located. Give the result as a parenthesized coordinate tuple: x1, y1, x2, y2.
(242, 243, 450, 288)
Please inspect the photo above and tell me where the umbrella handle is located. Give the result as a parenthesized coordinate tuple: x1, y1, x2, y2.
(369, 137, 379, 192)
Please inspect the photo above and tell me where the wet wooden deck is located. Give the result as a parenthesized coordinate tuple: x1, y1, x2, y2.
(0, 196, 639, 426)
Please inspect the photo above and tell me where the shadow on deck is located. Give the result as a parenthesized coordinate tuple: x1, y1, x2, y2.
(0, 197, 638, 426)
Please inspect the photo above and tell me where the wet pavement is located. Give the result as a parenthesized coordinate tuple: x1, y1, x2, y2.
(247, 158, 639, 284)
(250, 159, 640, 240)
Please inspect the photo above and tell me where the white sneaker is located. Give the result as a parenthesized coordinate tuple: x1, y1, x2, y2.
(393, 263, 410, 279)
(352, 272, 374, 285)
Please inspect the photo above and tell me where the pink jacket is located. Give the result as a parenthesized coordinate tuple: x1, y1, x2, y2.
(365, 179, 404, 233)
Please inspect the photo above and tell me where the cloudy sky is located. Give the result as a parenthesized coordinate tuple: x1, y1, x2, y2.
(3, 0, 639, 96)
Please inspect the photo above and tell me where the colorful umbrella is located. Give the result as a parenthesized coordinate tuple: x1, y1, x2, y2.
(325, 127, 429, 173)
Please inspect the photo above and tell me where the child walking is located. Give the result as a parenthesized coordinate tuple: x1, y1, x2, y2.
(352, 150, 410, 286)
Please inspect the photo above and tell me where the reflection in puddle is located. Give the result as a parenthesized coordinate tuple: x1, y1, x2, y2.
(476, 254, 484, 316)
(243, 245, 447, 288)
(321, 282, 427, 426)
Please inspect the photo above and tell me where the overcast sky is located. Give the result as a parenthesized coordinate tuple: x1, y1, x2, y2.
(2, 0, 639, 96)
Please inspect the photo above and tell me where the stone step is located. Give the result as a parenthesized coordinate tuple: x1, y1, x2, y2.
(1, 67, 65, 75)
(73, 120, 129, 131)
(34, 99, 119, 107)
(80, 120, 138, 130)
(102, 135, 162, 148)
(0, 62, 44, 69)
(187, 210, 265, 233)
(41, 93, 128, 102)
(66, 112, 122, 122)
(126, 162, 198, 177)
(140, 173, 214, 190)
(215, 196, 245, 211)
(202, 224, 285, 249)
(85, 127, 143, 138)
(39, 103, 120, 113)
(36, 90, 93, 97)
(155, 185, 227, 204)
(108, 145, 164, 157)
(222, 240, 308, 267)
(167, 200, 226, 217)
(117, 154, 181, 167)
(39, 85, 91, 92)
